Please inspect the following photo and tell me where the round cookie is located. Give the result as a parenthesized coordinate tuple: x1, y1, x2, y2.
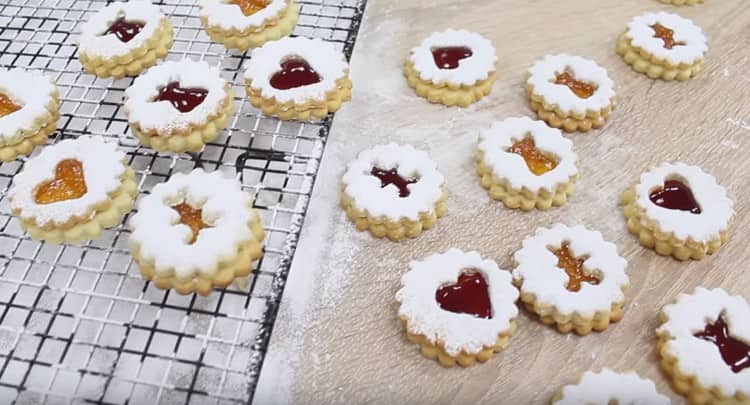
(200, 0, 299, 51)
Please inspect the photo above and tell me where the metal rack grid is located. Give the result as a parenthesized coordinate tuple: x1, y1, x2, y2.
(0, 0, 365, 403)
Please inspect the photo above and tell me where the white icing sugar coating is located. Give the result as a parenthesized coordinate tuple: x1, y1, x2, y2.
(341, 143, 444, 221)
(0, 69, 57, 142)
(555, 369, 671, 405)
(200, 0, 288, 31)
(527, 54, 615, 115)
(244, 37, 349, 104)
(130, 169, 261, 279)
(125, 60, 229, 133)
(634, 162, 733, 243)
(409, 29, 496, 86)
(626, 12, 707, 65)
(478, 117, 577, 193)
(9, 136, 127, 227)
(396, 248, 519, 357)
(658, 287, 750, 396)
(78, 1, 166, 59)
(513, 224, 629, 318)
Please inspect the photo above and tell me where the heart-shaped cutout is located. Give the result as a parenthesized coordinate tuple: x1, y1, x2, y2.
(370, 167, 418, 198)
(0, 93, 21, 118)
(649, 179, 701, 214)
(154, 81, 209, 113)
(270, 58, 322, 90)
(435, 270, 492, 319)
(102, 16, 145, 43)
(694, 315, 750, 373)
(431, 46, 472, 70)
(34, 159, 88, 205)
(172, 203, 211, 244)
(230, 0, 267, 16)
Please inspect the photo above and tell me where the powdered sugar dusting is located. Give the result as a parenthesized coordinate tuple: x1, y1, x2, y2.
(626, 12, 707, 66)
(555, 369, 670, 405)
(0, 68, 57, 142)
(200, 0, 288, 31)
(78, 1, 166, 59)
(409, 29, 496, 86)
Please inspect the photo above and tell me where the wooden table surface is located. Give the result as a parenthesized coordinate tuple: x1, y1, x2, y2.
(254, 0, 750, 403)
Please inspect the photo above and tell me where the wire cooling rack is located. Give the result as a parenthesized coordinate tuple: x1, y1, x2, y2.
(0, 0, 365, 403)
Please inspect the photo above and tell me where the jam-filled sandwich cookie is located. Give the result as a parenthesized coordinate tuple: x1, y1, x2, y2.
(244, 37, 352, 121)
(404, 29, 496, 107)
(78, 1, 173, 79)
(8, 136, 137, 244)
(130, 169, 265, 296)
(477, 117, 578, 211)
(396, 249, 519, 367)
(526, 54, 616, 133)
(341, 143, 446, 242)
(200, 0, 299, 51)
(621, 163, 733, 261)
(657, 287, 750, 405)
(552, 369, 671, 405)
(513, 224, 629, 335)
(0, 69, 59, 162)
(617, 12, 707, 81)
(124, 60, 234, 153)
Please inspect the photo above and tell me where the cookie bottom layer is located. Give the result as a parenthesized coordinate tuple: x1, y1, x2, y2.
(659, 0, 704, 5)
(477, 155, 576, 211)
(340, 190, 447, 242)
(657, 335, 747, 405)
(621, 187, 727, 261)
(616, 34, 703, 81)
(404, 61, 495, 107)
(520, 292, 624, 335)
(526, 86, 614, 133)
(132, 94, 235, 153)
(20, 168, 137, 244)
(0, 109, 59, 162)
(246, 77, 352, 121)
(403, 319, 516, 367)
(202, 2, 299, 51)
(80, 20, 173, 79)
(134, 220, 265, 296)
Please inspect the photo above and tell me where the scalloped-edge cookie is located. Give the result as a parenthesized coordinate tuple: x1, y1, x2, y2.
(552, 369, 671, 405)
(526, 54, 616, 133)
(0, 69, 59, 162)
(396, 248, 519, 367)
(477, 117, 578, 210)
(8, 136, 137, 244)
(341, 143, 446, 242)
(657, 287, 749, 405)
(130, 169, 265, 296)
(404, 29, 496, 107)
(616, 12, 707, 81)
(200, 0, 299, 51)
(244, 37, 352, 121)
(78, 1, 173, 79)
(513, 224, 629, 335)
(621, 162, 733, 261)
(124, 60, 235, 153)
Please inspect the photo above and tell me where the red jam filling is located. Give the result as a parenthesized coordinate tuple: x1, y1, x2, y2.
(102, 17, 145, 43)
(649, 179, 701, 214)
(435, 270, 492, 319)
(270, 59, 322, 90)
(370, 167, 418, 198)
(154, 82, 209, 113)
(694, 315, 750, 373)
(431, 46, 472, 70)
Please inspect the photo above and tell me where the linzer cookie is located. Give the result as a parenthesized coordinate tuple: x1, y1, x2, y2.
(396, 249, 519, 367)
(341, 143, 446, 242)
(477, 117, 578, 211)
(621, 163, 733, 260)
(552, 369, 671, 405)
(244, 37, 351, 121)
(617, 12, 707, 81)
(513, 224, 629, 335)
(124, 60, 234, 153)
(526, 54, 616, 133)
(404, 29, 496, 107)
(0, 69, 59, 161)
(130, 169, 265, 296)
(8, 136, 137, 244)
(200, 0, 299, 51)
(657, 287, 750, 404)
(78, 1, 173, 79)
